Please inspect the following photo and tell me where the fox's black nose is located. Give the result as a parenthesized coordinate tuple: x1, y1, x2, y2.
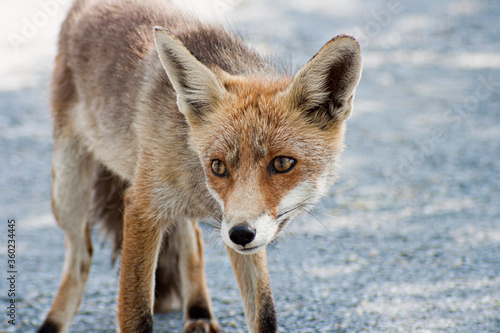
(229, 225, 256, 246)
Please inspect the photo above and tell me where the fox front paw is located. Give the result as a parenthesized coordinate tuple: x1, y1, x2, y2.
(184, 319, 221, 333)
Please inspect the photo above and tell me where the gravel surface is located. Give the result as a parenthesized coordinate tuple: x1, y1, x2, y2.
(1, 0, 499, 332)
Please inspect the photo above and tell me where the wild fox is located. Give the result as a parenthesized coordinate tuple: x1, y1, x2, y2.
(39, 0, 362, 332)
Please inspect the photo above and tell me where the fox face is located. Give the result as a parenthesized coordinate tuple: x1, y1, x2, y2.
(190, 78, 345, 254)
(154, 28, 361, 254)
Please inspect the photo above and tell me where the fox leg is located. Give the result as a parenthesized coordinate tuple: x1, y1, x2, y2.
(39, 137, 94, 333)
(118, 191, 165, 333)
(177, 219, 220, 333)
(226, 247, 277, 333)
(154, 224, 183, 314)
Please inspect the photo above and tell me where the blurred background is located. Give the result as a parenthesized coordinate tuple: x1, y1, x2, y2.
(1, 0, 499, 332)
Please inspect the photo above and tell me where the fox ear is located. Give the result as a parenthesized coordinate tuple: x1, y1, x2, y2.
(154, 27, 225, 124)
(287, 35, 362, 128)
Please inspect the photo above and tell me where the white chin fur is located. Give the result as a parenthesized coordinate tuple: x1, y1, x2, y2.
(230, 244, 266, 255)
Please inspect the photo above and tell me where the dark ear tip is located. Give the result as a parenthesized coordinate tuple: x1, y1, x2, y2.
(154, 26, 167, 33)
(153, 26, 177, 39)
(330, 34, 361, 51)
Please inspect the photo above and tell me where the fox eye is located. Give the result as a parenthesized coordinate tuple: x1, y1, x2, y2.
(270, 156, 296, 174)
(211, 159, 228, 177)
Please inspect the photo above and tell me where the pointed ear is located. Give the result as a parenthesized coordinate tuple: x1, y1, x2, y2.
(286, 35, 362, 129)
(154, 27, 225, 124)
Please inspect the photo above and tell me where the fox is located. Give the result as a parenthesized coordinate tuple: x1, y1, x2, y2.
(38, 0, 362, 332)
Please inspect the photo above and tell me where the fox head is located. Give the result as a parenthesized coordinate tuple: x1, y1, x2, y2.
(154, 27, 361, 254)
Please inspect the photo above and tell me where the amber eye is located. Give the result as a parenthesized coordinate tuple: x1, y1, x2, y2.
(270, 156, 296, 174)
(211, 159, 228, 177)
